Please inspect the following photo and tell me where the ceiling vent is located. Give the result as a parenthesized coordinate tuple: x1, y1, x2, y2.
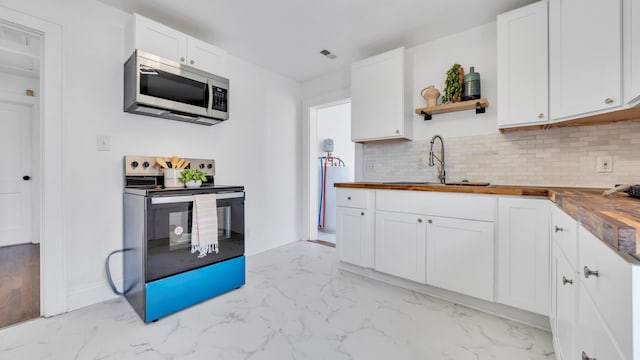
(320, 49, 337, 59)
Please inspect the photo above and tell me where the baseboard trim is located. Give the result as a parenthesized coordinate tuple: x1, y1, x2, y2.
(338, 261, 551, 331)
(66, 279, 121, 312)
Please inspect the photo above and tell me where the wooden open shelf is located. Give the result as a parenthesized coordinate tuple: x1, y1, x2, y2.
(415, 98, 488, 120)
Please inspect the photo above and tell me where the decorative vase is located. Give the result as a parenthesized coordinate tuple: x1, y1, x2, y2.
(163, 169, 182, 188)
(185, 180, 202, 188)
(463, 66, 481, 101)
(421, 85, 440, 107)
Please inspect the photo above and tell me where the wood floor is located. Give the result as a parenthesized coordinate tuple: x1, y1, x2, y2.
(0, 244, 39, 328)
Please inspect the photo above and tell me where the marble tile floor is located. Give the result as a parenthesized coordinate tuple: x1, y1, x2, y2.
(0, 241, 555, 360)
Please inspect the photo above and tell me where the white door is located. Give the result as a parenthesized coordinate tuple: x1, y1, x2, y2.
(0, 102, 32, 247)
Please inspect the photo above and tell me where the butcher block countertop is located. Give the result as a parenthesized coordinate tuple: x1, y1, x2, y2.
(335, 182, 640, 259)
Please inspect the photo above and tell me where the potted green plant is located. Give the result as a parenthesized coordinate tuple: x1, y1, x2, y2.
(179, 169, 207, 188)
(442, 64, 464, 103)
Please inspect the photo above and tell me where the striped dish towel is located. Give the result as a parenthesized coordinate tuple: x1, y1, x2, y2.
(191, 194, 219, 258)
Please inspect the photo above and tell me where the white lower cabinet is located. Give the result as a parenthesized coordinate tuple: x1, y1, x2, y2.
(554, 244, 576, 360)
(336, 207, 373, 268)
(575, 285, 626, 360)
(374, 211, 426, 283)
(426, 216, 495, 301)
(336, 189, 374, 268)
(551, 207, 637, 360)
(497, 197, 550, 315)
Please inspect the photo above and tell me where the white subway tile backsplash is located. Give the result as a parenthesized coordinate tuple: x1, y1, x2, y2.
(362, 121, 640, 187)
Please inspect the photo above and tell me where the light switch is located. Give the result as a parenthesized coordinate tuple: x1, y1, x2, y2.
(97, 135, 111, 151)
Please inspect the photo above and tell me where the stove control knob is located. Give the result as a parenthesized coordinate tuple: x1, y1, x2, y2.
(142, 161, 150, 168)
(131, 161, 139, 168)
(207, 164, 213, 169)
(199, 164, 205, 169)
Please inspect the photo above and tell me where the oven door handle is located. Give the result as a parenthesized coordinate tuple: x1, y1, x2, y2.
(151, 192, 244, 204)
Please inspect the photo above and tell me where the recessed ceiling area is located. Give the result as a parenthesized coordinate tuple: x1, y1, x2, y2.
(97, 0, 536, 82)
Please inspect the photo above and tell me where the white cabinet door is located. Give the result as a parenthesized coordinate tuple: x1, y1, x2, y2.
(134, 14, 187, 64)
(497, 1, 549, 128)
(186, 36, 227, 76)
(426, 216, 494, 301)
(351, 47, 411, 142)
(336, 207, 373, 268)
(549, 0, 622, 120)
(578, 226, 632, 356)
(497, 197, 549, 315)
(375, 211, 426, 283)
(575, 286, 628, 360)
(555, 249, 576, 360)
(624, 0, 640, 105)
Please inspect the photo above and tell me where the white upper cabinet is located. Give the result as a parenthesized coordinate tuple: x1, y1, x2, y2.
(624, 0, 640, 105)
(131, 14, 227, 76)
(497, 1, 549, 128)
(549, 0, 622, 121)
(351, 47, 413, 142)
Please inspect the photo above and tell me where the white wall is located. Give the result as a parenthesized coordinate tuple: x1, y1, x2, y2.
(410, 22, 498, 138)
(0, 0, 302, 311)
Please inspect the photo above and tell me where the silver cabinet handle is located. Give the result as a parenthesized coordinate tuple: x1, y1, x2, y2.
(605, 98, 614, 104)
(180, 57, 185, 62)
(418, 218, 423, 223)
(554, 225, 563, 233)
(582, 351, 596, 360)
(395, 129, 400, 134)
(537, 113, 544, 119)
(584, 266, 599, 279)
(562, 276, 573, 285)
(190, 59, 195, 65)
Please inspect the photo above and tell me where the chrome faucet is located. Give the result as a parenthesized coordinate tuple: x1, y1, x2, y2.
(429, 134, 445, 184)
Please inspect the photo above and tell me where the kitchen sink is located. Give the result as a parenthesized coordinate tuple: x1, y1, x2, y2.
(382, 181, 443, 185)
(382, 181, 490, 186)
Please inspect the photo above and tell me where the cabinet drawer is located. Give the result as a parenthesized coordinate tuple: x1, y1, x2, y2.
(336, 189, 372, 208)
(376, 190, 495, 222)
(579, 225, 632, 356)
(551, 205, 578, 268)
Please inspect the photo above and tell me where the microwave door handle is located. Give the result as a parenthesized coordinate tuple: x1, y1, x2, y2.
(207, 81, 214, 114)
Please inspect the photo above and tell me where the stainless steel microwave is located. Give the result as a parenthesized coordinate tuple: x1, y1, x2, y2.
(124, 50, 229, 126)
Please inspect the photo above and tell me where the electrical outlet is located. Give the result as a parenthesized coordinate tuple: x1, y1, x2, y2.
(596, 156, 613, 173)
(365, 160, 376, 173)
(96, 135, 111, 151)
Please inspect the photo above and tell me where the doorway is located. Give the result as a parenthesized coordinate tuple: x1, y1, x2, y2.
(0, 21, 41, 328)
(310, 100, 354, 245)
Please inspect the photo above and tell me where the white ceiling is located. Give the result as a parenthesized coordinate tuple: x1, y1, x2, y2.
(98, 0, 536, 82)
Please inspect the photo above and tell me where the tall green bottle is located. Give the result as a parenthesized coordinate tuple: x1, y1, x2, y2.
(463, 66, 481, 101)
